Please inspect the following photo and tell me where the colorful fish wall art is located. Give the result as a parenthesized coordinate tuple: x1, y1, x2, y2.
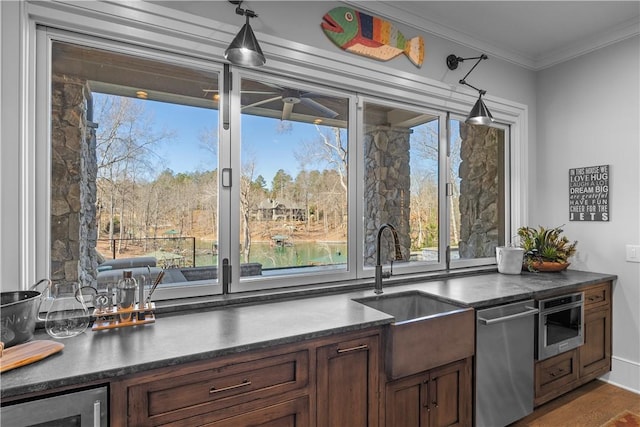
(321, 7, 425, 67)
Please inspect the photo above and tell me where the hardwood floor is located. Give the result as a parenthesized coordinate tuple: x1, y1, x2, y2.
(510, 380, 640, 427)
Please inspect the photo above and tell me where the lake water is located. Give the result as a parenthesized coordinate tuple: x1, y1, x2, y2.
(195, 241, 347, 270)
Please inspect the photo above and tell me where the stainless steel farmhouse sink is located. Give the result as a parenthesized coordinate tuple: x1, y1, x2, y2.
(353, 291, 475, 379)
(353, 291, 466, 323)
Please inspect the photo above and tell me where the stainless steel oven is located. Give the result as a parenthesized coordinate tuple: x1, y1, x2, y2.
(536, 292, 584, 360)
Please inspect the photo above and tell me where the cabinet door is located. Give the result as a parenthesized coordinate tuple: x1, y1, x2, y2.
(385, 358, 472, 427)
(580, 305, 611, 378)
(428, 359, 472, 427)
(385, 372, 429, 427)
(316, 334, 380, 427)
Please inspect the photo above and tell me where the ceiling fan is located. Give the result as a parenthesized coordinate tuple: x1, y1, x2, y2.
(203, 85, 339, 121)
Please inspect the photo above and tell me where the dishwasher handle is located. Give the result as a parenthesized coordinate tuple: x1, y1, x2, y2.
(478, 306, 538, 325)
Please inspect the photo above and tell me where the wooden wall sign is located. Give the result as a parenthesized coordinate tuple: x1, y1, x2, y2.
(569, 165, 609, 221)
(321, 6, 425, 67)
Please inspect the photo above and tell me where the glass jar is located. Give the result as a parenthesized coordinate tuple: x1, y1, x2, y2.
(117, 270, 137, 322)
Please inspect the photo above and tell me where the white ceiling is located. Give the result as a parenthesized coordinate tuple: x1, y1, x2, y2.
(348, 1, 640, 70)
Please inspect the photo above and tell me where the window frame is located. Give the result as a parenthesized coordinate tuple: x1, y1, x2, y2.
(228, 69, 359, 292)
(356, 95, 449, 277)
(22, 1, 529, 294)
(37, 28, 229, 300)
(447, 114, 513, 270)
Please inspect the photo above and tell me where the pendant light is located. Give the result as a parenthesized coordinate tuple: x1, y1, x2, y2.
(447, 53, 494, 125)
(224, 1, 266, 67)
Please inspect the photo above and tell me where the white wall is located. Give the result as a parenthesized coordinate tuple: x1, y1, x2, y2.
(536, 35, 640, 393)
(0, 0, 22, 291)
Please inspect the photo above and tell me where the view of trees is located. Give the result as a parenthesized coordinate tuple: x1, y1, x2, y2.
(408, 121, 462, 252)
(94, 94, 349, 264)
(93, 92, 460, 265)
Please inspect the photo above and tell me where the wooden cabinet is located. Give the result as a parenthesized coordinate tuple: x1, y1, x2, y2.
(316, 333, 381, 427)
(385, 358, 472, 427)
(112, 347, 310, 426)
(535, 348, 579, 402)
(534, 281, 612, 406)
(580, 283, 612, 378)
(111, 328, 381, 427)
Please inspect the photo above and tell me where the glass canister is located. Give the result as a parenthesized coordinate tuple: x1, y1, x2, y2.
(38, 281, 90, 339)
(117, 270, 137, 322)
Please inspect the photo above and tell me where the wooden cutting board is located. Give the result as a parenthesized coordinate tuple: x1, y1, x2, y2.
(0, 340, 64, 373)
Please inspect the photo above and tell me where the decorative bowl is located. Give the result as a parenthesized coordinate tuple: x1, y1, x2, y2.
(524, 261, 570, 272)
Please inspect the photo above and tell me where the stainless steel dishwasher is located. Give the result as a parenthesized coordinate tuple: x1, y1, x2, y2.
(476, 299, 539, 427)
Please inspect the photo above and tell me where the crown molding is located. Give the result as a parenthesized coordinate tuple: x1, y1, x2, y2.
(535, 15, 640, 70)
(344, 1, 640, 71)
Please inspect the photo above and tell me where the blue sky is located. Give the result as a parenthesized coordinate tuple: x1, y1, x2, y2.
(149, 100, 312, 186)
(116, 97, 447, 187)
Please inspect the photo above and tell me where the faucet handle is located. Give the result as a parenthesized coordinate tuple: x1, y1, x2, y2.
(382, 261, 394, 279)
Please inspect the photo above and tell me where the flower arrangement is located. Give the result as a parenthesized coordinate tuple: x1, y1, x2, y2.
(517, 225, 578, 272)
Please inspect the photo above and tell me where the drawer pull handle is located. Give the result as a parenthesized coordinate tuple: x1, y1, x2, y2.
(209, 379, 252, 394)
(337, 344, 368, 354)
(549, 368, 565, 377)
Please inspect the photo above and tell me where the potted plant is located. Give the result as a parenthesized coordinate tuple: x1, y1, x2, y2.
(517, 225, 578, 272)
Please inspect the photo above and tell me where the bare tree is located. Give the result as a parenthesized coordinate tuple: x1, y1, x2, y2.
(239, 156, 266, 263)
(293, 125, 348, 234)
(410, 172, 438, 250)
(93, 94, 174, 251)
(412, 122, 461, 246)
(295, 126, 348, 188)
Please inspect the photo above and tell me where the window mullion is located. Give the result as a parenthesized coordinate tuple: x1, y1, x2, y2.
(442, 113, 452, 268)
(222, 66, 242, 288)
(352, 95, 364, 280)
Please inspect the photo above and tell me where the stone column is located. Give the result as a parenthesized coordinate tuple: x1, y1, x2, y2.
(364, 125, 411, 266)
(50, 75, 98, 286)
(457, 124, 500, 258)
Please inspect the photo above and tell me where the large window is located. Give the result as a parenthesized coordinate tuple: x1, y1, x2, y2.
(362, 100, 445, 273)
(236, 76, 350, 287)
(43, 33, 509, 299)
(49, 40, 222, 298)
(448, 118, 508, 268)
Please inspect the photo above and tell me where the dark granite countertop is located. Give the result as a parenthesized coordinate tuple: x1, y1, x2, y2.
(0, 269, 616, 400)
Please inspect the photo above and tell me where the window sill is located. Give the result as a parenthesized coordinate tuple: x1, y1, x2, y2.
(152, 266, 497, 316)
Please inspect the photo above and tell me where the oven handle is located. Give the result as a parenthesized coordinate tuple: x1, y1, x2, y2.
(538, 300, 583, 315)
(478, 306, 539, 325)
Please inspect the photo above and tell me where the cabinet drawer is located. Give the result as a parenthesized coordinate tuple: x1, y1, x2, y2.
(535, 349, 578, 398)
(129, 350, 309, 424)
(582, 282, 610, 309)
(195, 396, 309, 427)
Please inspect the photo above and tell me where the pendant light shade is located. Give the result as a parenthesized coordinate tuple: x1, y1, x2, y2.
(225, 15, 266, 67)
(466, 94, 494, 126)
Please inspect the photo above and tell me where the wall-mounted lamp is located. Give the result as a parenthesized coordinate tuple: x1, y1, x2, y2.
(447, 53, 494, 125)
(224, 0, 266, 67)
